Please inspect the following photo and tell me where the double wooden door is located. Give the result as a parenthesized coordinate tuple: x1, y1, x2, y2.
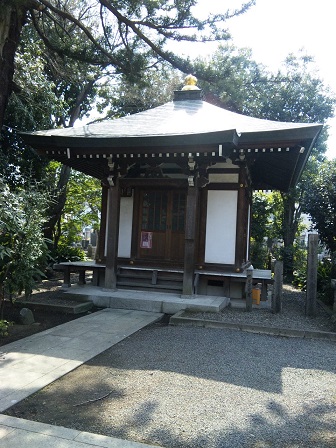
(137, 189, 186, 261)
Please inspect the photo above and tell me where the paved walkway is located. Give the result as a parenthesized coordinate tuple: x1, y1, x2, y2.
(0, 309, 162, 447)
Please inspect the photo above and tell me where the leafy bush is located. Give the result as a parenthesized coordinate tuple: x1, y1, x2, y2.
(292, 246, 308, 290)
(0, 320, 13, 337)
(51, 243, 85, 263)
(317, 258, 334, 307)
(0, 178, 50, 317)
(249, 240, 270, 269)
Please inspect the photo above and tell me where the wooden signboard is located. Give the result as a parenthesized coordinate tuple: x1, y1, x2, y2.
(140, 231, 153, 249)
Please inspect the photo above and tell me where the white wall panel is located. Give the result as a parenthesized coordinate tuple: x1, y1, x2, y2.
(205, 190, 237, 264)
(118, 196, 133, 258)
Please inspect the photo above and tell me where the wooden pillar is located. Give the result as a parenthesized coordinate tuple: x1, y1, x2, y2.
(306, 233, 318, 317)
(235, 166, 247, 271)
(272, 261, 283, 314)
(182, 184, 198, 297)
(104, 179, 120, 290)
(96, 186, 108, 263)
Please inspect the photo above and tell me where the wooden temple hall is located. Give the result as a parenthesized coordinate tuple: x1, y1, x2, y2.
(22, 75, 322, 302)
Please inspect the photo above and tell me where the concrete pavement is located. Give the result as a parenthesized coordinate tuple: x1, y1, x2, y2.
(0, 308, 163, 447)
(0, 414, 157, 447)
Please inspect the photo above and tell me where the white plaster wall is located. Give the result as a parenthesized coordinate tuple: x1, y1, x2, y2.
(104, 195, 134, 258)
(118, 196, 133, 258)
(205, 190, 237, 264)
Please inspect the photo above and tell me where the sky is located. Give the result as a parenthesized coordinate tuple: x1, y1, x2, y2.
(190, 0, 336, 159)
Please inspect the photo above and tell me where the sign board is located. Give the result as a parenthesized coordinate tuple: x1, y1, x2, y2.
(140, 231, 153, 249)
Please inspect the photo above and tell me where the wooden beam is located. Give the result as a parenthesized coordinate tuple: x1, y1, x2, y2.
(119, 178, 188, 189)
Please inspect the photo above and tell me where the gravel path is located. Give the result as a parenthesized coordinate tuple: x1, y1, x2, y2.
(185, 284, 336, 333)
(6, 320, 336, 447)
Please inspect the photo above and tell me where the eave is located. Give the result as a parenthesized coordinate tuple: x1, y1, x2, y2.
(20, 97, 323, 192)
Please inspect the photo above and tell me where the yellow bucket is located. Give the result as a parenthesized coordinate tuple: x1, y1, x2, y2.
(252, 288, 261, 305)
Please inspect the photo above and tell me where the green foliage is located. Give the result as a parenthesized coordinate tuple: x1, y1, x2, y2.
(250, 192, 272, 268)
(316, 257, 335, 307)
(50, 243, 85, 263)
(0, 319, 13, 337)
(195, 47, 335, 124)
(195, 44, 269, 114)
(59, 171, 101, 246)
(0, 128, 49, 189)
(13, 0, 255, 90)
(249, 240, 269, 269)
(0, 178, 50, 308)
(253, 53, 335, 126)
(292, 246, 308, 290)
(259, 55, 334, 280)
(6, 27, 65, 132)
(303, 159, 336, 254)
(97, 64, 182, 118)
(251, 192, 272, 243)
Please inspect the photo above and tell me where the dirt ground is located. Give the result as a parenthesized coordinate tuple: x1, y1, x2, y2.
(0, 275, 89, 347)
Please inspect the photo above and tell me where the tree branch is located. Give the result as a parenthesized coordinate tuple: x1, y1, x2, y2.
(73, 390, 114, 407)
(36, 0, 126, 70)
(99, 0, 194, 75)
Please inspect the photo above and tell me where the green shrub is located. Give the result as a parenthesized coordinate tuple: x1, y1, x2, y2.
(0, 178, 50, 307)
(51, 243, 85, 263)
(0, 320, 13, 337)
(292, 246, 308, 290)
(317, 258, 334, 307)
(249, 240, 270, 269)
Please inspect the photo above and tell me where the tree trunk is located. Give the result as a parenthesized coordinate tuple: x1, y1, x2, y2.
(0, 3, 27, 128)
(0, 285, 5, 320)
(43, 80, 98, 247)
(281, 189, 302, 281)
(44, 165, 71, 246)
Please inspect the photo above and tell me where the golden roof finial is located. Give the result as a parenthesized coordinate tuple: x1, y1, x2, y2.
(182, 74, 200, 91)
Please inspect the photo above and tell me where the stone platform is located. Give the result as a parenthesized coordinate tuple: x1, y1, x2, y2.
(62, 285, 230, 314)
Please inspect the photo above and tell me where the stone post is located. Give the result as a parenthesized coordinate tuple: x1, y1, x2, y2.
(306, 233, 318, 317)
(245, 267, 253, 312)
(272, 261, 283, 314)
(331, 279, 336, 314)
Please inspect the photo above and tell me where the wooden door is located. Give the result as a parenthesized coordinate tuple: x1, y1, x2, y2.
(137, 190, 186, 261)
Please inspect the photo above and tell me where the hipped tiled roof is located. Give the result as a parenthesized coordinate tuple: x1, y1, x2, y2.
(20, 94, 322, 191)
(26, 99, 320, 142)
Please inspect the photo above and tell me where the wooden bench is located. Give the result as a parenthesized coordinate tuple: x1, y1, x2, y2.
(53, 261, 105, 288)
(194, 268, 273, 299)
(54, 262, 273, 300)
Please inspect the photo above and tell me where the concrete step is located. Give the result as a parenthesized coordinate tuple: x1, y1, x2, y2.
(62, 286, 229, 314)
(15, 298, 94, 315)
(117, 268, 183, 293)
